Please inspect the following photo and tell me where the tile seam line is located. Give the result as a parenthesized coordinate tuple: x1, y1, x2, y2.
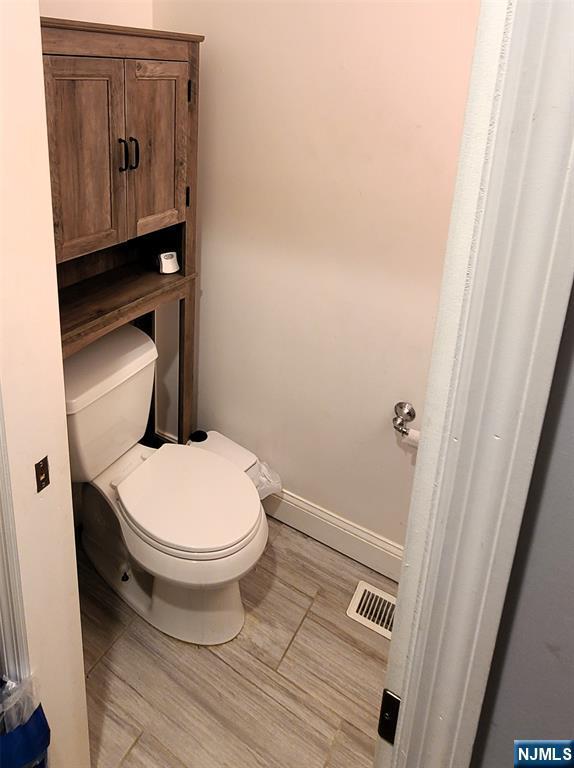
(275, 597, 314, 671)
(207, 641, 339, 742)
(84, 611, 137, 678)
(117, 731, 143, 768)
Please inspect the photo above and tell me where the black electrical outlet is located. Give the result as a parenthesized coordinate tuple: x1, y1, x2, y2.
(35, 456, 50, 493)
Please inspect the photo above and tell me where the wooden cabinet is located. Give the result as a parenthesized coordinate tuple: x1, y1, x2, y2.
(44, 53, 191, 262)
(125, 59, 189, 238)
(41, 18, 203, 443)
(43, 56, 127, 261)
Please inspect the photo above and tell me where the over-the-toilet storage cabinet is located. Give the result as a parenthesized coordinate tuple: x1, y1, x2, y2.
(41, 18, 204, 443)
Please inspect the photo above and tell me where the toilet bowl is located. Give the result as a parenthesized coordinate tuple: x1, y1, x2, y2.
(64, 325, 268, 645)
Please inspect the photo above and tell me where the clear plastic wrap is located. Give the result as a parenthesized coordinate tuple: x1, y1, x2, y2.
(0, 678, 36, 735)
(252, 461, 282, 500)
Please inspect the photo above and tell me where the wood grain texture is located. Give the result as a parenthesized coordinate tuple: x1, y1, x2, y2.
(120, 734, 187, 768)
(178, 284, 195, 442)
(59, 266, 195, 357)
(260, 517, 398, 602)
(135, 209, 180, 237)
(85, 669, 141, 768)
(278, 614, 385, 736)
(43, 21, 201, 448)
(267, 524, 394, 737)
(326, 721, 376, 768)
(77, 548, 135, 674)
(310, 578, 393, 659)
(181, 42, 200, 277)
(104, 618, 335, 768)
(41, 17, 204, 43)
(43, 55, 127, 262)
(79, 518, 394, 768)
(56, 224, 183, 289)
(209, 630, 340, 741)
(57, 244, 138, 290)
(41, 28, 191, 61)
(216, 561, 312, 669)
(87, 662, 224, 768)
(125, 59, 188, 240)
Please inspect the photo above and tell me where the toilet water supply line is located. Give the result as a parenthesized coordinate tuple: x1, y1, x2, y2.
(392, 402, 420, 448)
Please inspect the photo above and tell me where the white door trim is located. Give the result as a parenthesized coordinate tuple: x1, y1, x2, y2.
(0, 386, 29, 681)
(376, 1, 574, 766)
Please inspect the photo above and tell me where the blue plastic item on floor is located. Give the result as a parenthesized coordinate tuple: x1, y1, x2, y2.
(0, 704, 50, 768)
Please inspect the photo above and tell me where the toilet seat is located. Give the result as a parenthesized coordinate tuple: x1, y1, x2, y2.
(116, 444, 262, 561)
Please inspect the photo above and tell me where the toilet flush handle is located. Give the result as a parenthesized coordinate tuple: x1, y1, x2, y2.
(392, 402, 416, 436)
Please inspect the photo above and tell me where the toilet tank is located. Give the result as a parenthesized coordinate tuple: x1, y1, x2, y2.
(63, 325, 158, 482)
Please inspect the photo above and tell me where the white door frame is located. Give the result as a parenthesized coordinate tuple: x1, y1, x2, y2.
(0, 386, 29, 682)
(376, 1, 574, 766)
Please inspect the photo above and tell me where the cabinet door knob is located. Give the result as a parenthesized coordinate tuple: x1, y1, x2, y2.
(128, 137, 140, 170)
(118, 138, 129, 172)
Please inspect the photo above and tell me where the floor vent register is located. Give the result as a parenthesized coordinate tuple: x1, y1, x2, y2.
(347, 581, 396, 639)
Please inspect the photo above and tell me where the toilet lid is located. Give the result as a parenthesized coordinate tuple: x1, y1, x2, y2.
(116, 444, 261, 554)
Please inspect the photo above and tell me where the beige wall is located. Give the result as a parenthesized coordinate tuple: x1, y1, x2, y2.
(153, 0, 478, 556)
(0, 1, 89, 765)
(39, 0, 152, 25)
(33, 0, 477, 573)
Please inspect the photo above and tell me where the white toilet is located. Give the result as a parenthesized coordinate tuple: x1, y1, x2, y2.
(64, 324, 268, 645)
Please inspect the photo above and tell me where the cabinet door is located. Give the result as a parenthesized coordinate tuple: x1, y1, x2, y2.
(43, 56, 127, 262)
(125, 60, 189, 238)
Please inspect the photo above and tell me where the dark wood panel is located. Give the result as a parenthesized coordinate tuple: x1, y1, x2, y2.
(181, 42, 201, 277)
(56, 224, 184, 288)
(125, 59, 189, 240)
(59, 266, 195, 357)
(136, 209, 180, 236)
(43, 56, 127, 262)
(42, 28, 192, 62)
(41, 17, 204, 43)
(57, 243, 139, 289)
(178, 284, 196, 443)
(178, 45, 200, 439)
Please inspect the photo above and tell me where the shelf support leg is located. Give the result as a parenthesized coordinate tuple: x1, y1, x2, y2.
(178, 284, 195, 443)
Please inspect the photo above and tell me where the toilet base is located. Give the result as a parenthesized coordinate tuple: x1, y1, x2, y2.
(150, 579, 245, 645)
(82, 527, 245, 645)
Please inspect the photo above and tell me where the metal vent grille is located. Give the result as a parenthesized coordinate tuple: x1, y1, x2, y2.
(346, 581, 396, 639)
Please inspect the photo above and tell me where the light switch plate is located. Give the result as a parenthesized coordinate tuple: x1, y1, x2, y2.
(35, 456, 50, 492)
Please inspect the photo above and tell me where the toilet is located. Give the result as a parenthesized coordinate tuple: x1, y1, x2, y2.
(64, 324, 268, 645)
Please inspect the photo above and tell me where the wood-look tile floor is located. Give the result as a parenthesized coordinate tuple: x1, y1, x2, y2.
(78, 518, 398, 768)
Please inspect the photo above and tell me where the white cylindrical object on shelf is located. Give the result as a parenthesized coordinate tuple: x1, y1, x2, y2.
(402, 428, 420, 448)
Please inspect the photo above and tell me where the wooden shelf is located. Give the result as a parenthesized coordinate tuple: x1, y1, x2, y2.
(59, 264, 195, 358)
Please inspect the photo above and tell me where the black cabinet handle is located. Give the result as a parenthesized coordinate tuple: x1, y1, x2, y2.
(118, 138, 129, 172)
(128, 137, 140, 170)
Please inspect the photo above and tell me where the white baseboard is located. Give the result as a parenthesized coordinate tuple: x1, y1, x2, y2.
(263, 490, 403, 581)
